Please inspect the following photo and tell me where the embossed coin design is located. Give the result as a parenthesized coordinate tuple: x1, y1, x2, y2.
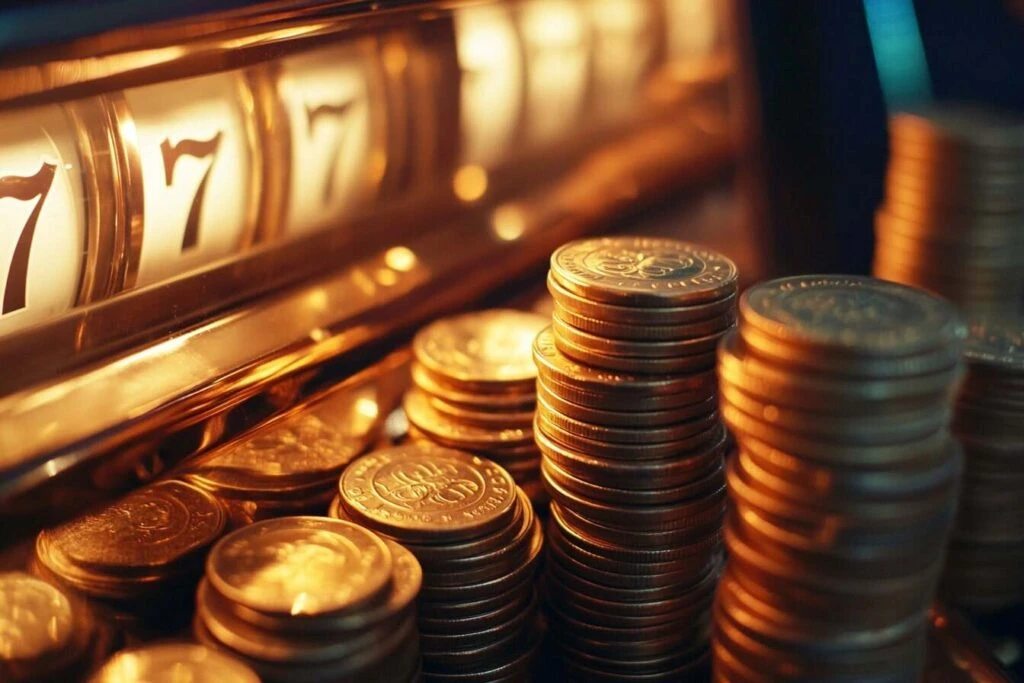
(413, 309, 549, 389)
(739, 275, 964, 357)
(90, 643, 260, 683)
(206, 517, 393, 617)
(0, 573, 74, 660)
(339, 442, 517, 542)
(550, 236, 737, 306)
(42, 480, 226, 573)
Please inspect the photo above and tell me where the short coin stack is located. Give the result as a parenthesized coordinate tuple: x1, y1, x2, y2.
(873, 104, 1024, 316)
(941, 318, 1024, 610)
(91, 643, 259, 683)
(33, 480, 226, 638)
(405, 310, 550, 506)
(535, 236, 738, 680)
(194, 516, 422, 683)
(713, 275, 966, 682)
(335, 443, 543, 682)
(183, 386, 379, 526)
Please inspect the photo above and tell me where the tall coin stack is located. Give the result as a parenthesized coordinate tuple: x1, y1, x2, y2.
(942, 318, 1024, 610)
(873, 105, 1024, 316)
(194, 516, 422, 683)
(336, 443, 543, 682)
(713, 275, 966, 682)
(535, 236, 738, 680)
(406, 310, 550, 506)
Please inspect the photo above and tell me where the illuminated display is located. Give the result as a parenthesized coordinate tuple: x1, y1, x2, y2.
(587, 0, 658, 120)
(123, 72, 256, 287)
(519, 0, 591, 144)
(0, 105, 86, 334)
(455, 5, 525, 166)
(277, 45, 382, 237)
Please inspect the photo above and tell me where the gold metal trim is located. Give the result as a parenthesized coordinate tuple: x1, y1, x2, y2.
(105, 92, 145, 291)
(246, 63, 289, 244)
(235, 70, 264, 251)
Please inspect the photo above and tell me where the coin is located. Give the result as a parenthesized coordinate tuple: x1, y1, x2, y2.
(553, 303, 736, 341)
(537, 373, 716, 412)
(403, 389, 533, 450)
(412, 310, 548, 391)
(739, 275, 965, 357)
(206, 516, 393, 618)
(38, 480, 225, 578)
(90, 643, 260, 683)
(548, 272, 738, 325)
(552, 311, 729, 358)
(889, 105, 1024, 157)
(537, 394, 718, 445)
(536, 378, 715, 427)
(535, 327, 718, 396)
(410, 364, 535, 410)
(0, 572, 75, 660)
(426, 393, 534, 429)
(339, 443, 516, 544)
(550, 237, 737, 307)
(553, 330, 718, 374)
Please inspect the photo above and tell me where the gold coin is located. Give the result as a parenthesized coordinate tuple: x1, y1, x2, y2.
(89, 643, 259, 683)
(39, 480, 225, 576)
(889, 105, 1024, 156)
(552, 310, 728, 357)
(425, 393, 534, 429)
(206, 516, 393, 617)
(403, 389, 534, 450)
(187, 412, 368, 493)
(339, 442, 518, 543)
(553, 302, 736, 341)
(0, 572, 74, 660)
(412, 309, 549, 390)
(550, 236, 737, 307)
(553, 330, 717, 374)
(411, 363, 535, 410)
(739, 275, 964, 358)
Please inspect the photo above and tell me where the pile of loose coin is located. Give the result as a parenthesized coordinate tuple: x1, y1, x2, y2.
(713, 275, 966, 682)
(334, 443, 543, 682)
(873, 104, 1024, 316)
(183, 385, 380, 526)
(194, 516, 422, 683)
(941, 318, 1024, 611)
(32, 480, 226, 639)
(405, 310, 550, 506)
(534, 236, 738, 680)
(91, 643, 259, 683)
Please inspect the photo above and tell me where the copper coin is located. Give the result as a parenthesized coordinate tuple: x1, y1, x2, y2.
(403, 389, 534, 450)
(419, 591, 537, 650)
(206, 516, 392, 618)
(90, 643, 260, 683)
(553, 330, 718, 374)
(425, 394, 534, 430)
(542, 455, 724, 506)
(0, 572, 76, 661)
(533, 327, 718, 396)
(418, 586, 533, 635)
(550, 237, 737, 307)
(420, 517, 537, 589)
(536, 393, 718, 445)
(412, 309, 549, 392)
(339, 443, 517, 543)
(552, 500, 723, 550)
(536, 413, 722, 461)
(410, 363, 535, 410)
(553, 303, 736, 341)
(552, 311, 729, 358)
(548, 272, 738, 325)
(536, 379, 715, 427)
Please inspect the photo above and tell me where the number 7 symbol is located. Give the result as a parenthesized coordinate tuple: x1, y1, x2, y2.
(161, 132, 223, 252)
(1, 162, 56, 315)
(305, 101, 354, 206)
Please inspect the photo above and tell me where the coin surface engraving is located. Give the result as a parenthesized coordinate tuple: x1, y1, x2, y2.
(207, 516, 392, 616)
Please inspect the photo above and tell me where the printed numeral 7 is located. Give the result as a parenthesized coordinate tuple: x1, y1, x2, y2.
(1, 162, 56, 315)
(160, 132, 223, 252)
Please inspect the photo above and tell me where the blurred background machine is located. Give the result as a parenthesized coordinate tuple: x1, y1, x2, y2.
(0, 0, 1020, 680)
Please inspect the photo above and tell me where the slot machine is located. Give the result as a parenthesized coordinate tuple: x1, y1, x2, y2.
(0, 0, 1015, 680)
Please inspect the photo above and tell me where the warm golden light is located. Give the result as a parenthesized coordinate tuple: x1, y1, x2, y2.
(491, 204, 527, 241)
(384, 246, 417, 272)
(382, 41, 408, 75)
(453, 165, 489, 202)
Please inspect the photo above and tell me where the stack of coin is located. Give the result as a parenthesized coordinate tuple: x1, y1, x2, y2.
(535, 236, 738, 679)
(0, 572, 110, 682)
(942, 318, 1024, 610)
(713, 275, 966, 682)
(405, 309, 549, 506)
(194, 516, 422, 683)
(32, 480, 226, 639)
(334, 443, 543, 682)
(873, 104, 1024, 316)
(183, 384, 381, 526)
(90, 643, 258, 683)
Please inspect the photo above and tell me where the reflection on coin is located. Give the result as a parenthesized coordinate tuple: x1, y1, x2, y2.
(550, 237, 737, 306)
(339, 442, 517, 543)
(403, 389, 533, 448)
(207, 516, 393, 617)
(413, 310, 549, 389)
(42, 480, 226, 573)
(962, 317, 1024, 370)
(90, 643, 259, 683)
(739, 275, 964, 357)
(0, 572, 74, 660)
